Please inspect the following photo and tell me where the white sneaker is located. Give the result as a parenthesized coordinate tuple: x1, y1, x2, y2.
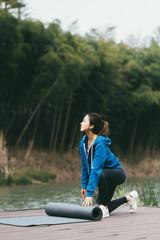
(128, 190, 138, 213)
(99, 205, 109, 218)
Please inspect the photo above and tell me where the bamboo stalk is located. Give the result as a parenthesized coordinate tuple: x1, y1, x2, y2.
(15, 76, 61, 147)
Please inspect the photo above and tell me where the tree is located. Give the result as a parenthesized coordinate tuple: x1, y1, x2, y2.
(0, 0, 25, 19)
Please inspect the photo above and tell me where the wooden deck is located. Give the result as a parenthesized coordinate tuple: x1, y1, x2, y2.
(0, 205, 160, 240)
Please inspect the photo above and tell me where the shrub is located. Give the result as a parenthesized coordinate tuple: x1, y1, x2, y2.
(14, 174, 32, 185)
(6, 175, 14, 186)
(31, 169, 56, 183)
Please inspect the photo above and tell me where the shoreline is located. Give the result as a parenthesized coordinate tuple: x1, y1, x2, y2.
(0, 149, 160, 185)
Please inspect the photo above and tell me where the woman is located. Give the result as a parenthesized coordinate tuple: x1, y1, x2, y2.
(79, 112, 138, 218)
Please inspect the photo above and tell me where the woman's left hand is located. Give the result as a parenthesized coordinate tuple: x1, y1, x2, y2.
(82, 197, 92, 207)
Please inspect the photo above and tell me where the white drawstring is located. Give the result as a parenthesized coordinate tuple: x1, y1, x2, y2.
(83, 143, 87, 157)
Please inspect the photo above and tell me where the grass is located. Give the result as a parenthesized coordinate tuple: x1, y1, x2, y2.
(28, 169, 56, 183)
(14, 173, 32, 185)
(114, 179, 160, 207)
(0, 168, 56, 186)
(139, 181, 159, 206)
(92, 178, 160, 207)
(0, 132, 9, 177)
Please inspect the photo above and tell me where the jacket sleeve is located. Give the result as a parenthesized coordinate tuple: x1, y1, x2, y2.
(79, 142, 88, 189)
(86, 143, 106, 197)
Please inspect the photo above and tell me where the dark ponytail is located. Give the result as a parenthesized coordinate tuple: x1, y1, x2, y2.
(87, 113, 109, 135)
(98, 120, 109, 135)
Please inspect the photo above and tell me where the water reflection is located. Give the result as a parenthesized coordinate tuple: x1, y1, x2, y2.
(0, 182, 82, 210)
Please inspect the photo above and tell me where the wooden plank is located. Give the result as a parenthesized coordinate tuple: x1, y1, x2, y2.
(0, 205, 160, 240)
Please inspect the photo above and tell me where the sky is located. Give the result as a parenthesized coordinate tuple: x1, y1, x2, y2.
(25, 0, 160, 43)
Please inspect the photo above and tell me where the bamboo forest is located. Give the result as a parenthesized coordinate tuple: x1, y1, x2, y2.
(1, 3, 160, 164)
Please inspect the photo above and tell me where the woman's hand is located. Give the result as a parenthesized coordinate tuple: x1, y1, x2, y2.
(82, 197, 92, 207)
(81, 189, 86, 199)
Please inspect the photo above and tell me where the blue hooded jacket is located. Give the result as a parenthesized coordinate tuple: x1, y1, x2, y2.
(79, 135, 121, 197)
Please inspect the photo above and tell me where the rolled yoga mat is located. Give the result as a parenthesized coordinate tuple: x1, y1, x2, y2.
(0, 203, 103, 226)
(45, 202, 103, 221)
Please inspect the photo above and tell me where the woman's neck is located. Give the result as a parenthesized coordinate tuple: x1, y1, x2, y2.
(86, 131, 98, 143)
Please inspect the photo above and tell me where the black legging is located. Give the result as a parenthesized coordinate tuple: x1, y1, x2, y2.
(98, 167, 127, 213)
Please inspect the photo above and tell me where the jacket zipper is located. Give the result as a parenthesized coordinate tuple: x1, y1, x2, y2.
(83, 143, 94, 174)
(83, 143, 89, 174)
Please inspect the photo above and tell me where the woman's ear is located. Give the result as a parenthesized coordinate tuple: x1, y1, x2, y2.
(90, 125, 94, 130)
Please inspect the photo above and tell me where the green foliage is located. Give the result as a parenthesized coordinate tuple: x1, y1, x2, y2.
(0, 175, 14, 186)
(6, 175, 14, 185)
(30, 170, 56, 183)
(0, 176, 6, 185)
(0, 168, 56, 186)
(0, 173, 31, 186)
(139, 182, 159, 206)
(14, 173, 32, 185)
(0, 11, 160, 160)
(93, 179, 160, 207)
(115, 179, 160, 207)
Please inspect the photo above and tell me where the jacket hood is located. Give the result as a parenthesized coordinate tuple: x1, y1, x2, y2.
(93, 135, 111, 146)
(83, 135, 111, 146)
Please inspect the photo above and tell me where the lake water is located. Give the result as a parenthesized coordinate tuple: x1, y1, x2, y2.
(0, 178, 159, 210)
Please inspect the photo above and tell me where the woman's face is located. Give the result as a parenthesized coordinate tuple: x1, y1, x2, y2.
(80, 115, 93, 132)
